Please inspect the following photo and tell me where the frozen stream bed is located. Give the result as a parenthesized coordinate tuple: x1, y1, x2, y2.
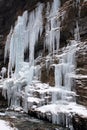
(0, 110, 68, 130)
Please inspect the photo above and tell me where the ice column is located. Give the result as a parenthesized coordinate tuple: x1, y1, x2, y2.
(55, 41, 77, 91)
(27, 4, 43, 66)
(7, 11, 28, 77)
(45, 0, 60, 54)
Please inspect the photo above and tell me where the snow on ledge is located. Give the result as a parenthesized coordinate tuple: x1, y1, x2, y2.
(35, 102, 87, 118)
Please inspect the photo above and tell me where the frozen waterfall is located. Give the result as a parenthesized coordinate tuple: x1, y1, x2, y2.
(45, 0, 60, 54)
(3, 3, 44, 107)
(5, 3, 43, 78)
(2, 0, 84, 129)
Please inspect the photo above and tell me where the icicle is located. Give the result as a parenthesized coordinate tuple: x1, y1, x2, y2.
(1, 67, 6, 79)
(52, 91, 58, 103)
(55, 64, 62, 87)
(28, 3, 43, 66)
(34, 65, 41, 80)
(8, 14, 27, 76)
(4, 27, 13, 62)
(74, 21, 80, 41)
(5, 3, 43, 77)
(45, 0, 60, 54)
(52, 113, 57, 124)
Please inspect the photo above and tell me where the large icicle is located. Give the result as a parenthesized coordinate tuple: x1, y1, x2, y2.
(45, 0, 60, 54)
(5, 3, 43, 78)
(55, 40, 77, 90)
(4, 27, 13, 62)
(27, 3, 43, 66)
(7, 11, 28, 77)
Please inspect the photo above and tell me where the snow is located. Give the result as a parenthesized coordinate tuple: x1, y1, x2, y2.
(0, 112, 6, 116)
(75, 75, 87, 79)
(27, 97, 41, 104)
(35, 102, 87, 118)
(0, 120, 17, 130)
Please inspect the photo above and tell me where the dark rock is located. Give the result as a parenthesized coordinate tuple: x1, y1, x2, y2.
(0, 88, 8, 108)
(75, 76, 87, 106)
(41, 65, 48, 83)
(72, 114, 87, 130)
(41, 63, 55, 86)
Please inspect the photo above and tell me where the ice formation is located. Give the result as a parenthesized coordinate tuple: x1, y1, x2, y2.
(45, 0, 60, 54)
(1, 67, 6, 79)
(5, 3, 43, 78)
(74, 21, 80, 41)
(2, 0, 87, 129)
(3, 3, 44, 107)
(55, 41, 77, 90)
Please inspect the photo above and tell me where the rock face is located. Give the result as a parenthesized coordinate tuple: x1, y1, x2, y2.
(75, 41, 87, 107)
